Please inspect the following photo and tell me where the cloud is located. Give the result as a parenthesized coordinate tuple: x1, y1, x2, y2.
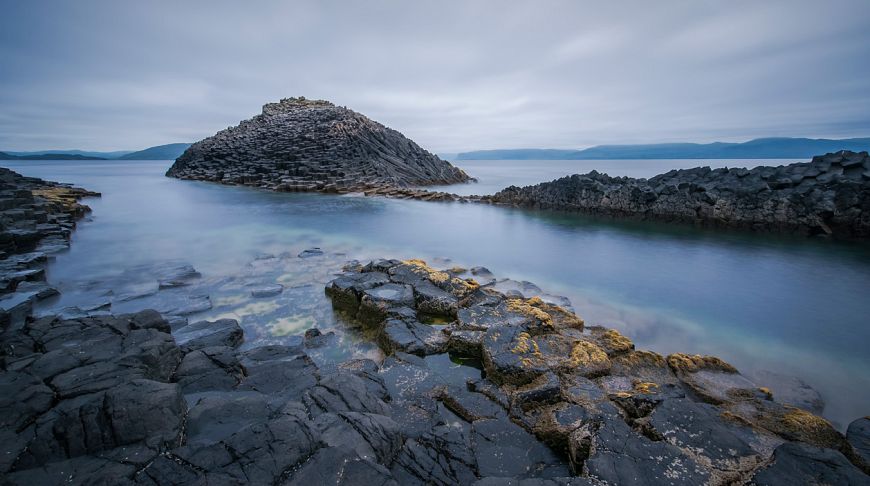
(0, 0, 868, 151)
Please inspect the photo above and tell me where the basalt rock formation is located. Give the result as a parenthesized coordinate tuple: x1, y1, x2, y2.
(487, 150, 870, 239)
(0, 167, 99, 327)
(325, 259, 870, 485)
(1, 257, 869, 484)
(166, 97, 471, 192)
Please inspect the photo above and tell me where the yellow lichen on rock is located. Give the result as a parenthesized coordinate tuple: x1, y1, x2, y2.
(612, 350, 667, 369)
(505, 296, 584, 330)
(507, 298, 553, 324)
(667, 353, 738, 374)
(446, 276, 479, 297)
(633, 381, 659, 394)
(402, 259, 450, 283)
(781, 407, 835, 434)
(401, 259, 479, 297)
(595, 329, 634, 355)
(569, 340, 609, 368)
(511, 332, 542, 358)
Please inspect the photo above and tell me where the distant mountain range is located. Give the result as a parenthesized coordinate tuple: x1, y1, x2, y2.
(455, 137, 870, 160)
(0, 152, 106, 160)
(116, 143, 193, 160)
(0, 143, 192, 161)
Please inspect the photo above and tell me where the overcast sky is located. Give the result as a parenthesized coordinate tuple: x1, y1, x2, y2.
(1, 0, 869, 152)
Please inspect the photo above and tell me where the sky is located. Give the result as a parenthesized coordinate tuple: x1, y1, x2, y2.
(1, 0, 869, 153)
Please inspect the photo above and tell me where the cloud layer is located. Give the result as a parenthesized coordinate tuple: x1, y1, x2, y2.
(1, 0, 868, 151)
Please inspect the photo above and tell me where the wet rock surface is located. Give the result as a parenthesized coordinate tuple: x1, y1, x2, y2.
(323, 258, 869, 484)
(487, 150, 870, 239)
(166, 97, 472, 193)
(1, 253, 868, 484)
(0, 167, 99, 329)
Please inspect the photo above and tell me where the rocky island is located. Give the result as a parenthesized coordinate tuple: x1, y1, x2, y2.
(487, 150, 870, 239)
(166, 97, 472, 193)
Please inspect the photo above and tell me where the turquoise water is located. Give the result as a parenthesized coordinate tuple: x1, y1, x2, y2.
(3, 158, 869, 428)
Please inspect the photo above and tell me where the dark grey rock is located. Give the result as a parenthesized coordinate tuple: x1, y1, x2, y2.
(750, 442, 870, 485)
(648, 398, 761, 472)
(391, 423, 478, 485)
(173, 318, 243, 350)
(437, 385, 507, 422)
(580, 415, 710, 485)
(414, 280, 459, 316)
(447, 329, 485, 357)
(472, 416, 568, 478)
(487, 150, 870, 239)
(304, 372, 391, 416)
(358, 283, 415, 323)
(746, 369, 825, 415)
(315, 411, 403, 464)
(379, 317, 448, 356)
(174, 346, 243, 393)
(285, 446, 398, 485)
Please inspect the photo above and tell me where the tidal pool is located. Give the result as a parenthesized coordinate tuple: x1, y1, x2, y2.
(3, 158, 869, 428)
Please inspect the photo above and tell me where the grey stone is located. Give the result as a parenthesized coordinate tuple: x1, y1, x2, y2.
(174, 318, 243, 350)
(750, 442, 870, 485)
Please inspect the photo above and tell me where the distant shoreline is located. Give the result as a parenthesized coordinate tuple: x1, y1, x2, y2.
(456, 137, 870, 160)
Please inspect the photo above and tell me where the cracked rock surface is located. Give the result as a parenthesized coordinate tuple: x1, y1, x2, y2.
(0, 167, 100, 329)
(166, 97, 472, 193)
(1, 256, 868, 484)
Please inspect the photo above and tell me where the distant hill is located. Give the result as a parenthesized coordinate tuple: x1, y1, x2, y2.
(0, 151, 105, 160)
(118, 143, 192, 160)
(456, 137, 870, 160)
(0, 143, 192, 161)
(5, 149, 131, 158)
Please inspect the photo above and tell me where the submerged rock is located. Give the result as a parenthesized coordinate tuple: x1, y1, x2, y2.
(166, 97, 472, 192)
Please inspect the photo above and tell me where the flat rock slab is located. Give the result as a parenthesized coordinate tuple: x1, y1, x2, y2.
(750, 442, 870, 485)
(250, 283, 284, 298)
(173, 318, 243, 350)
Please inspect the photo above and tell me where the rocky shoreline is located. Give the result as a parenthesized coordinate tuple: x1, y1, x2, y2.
(166, 97, 472, 193)
(1, 166, 868, 484)
(0, 167, 100, 327)
(486, 150, 870, 239)
(1, 258, 868, 484)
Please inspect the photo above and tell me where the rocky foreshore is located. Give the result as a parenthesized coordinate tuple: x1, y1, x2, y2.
(2, 255, 868, 484)
(486, 150, 870, 239)
(166, 97, 472, 193)
(0, 167, 100, 327)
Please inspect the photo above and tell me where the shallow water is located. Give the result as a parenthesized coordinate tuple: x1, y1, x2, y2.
(3, 158, 869, 429)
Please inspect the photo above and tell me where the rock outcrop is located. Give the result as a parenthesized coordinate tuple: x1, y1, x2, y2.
(0, 167, 100, 328)
(325, 258, 869, 485)
(1, 257, 868, 484)
(166, 97, 471, 192)
(487, 150, 870, 239)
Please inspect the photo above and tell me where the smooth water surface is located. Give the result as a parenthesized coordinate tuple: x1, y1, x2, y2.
(3, 158, 869, 428)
